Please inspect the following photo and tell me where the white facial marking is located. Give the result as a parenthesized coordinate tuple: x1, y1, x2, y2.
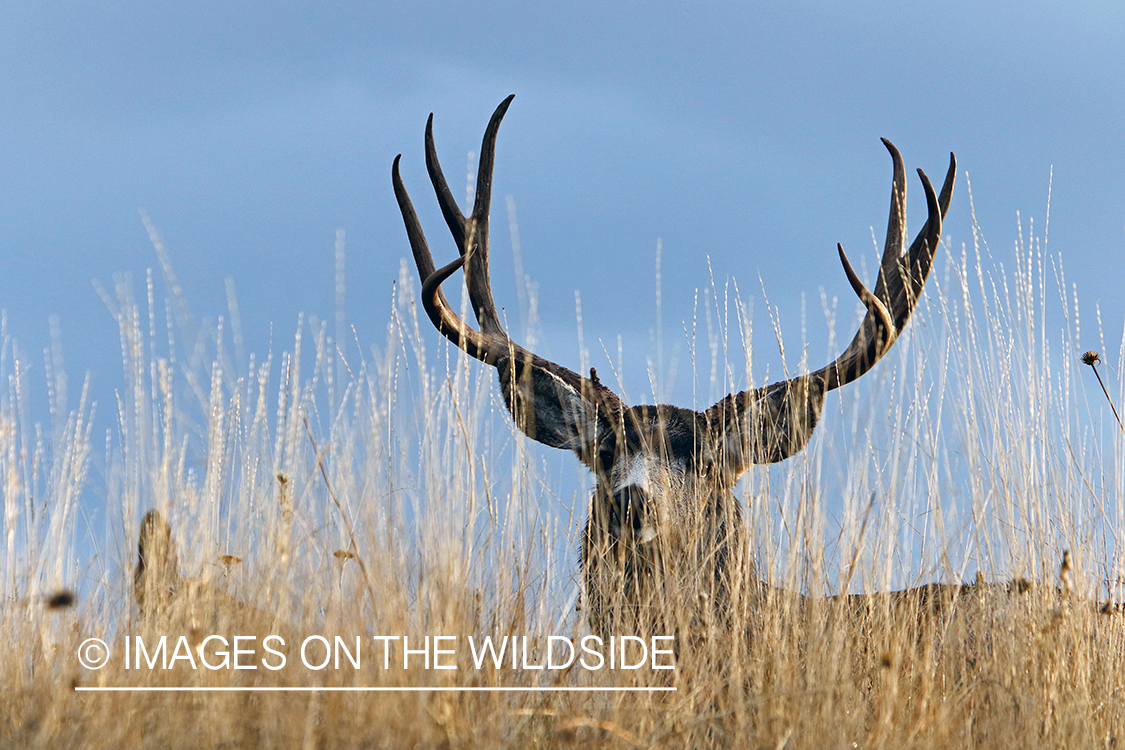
(617, 454, 652, 494)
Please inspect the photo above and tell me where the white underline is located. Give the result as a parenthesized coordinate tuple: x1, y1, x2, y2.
(76, 686, 676, 692)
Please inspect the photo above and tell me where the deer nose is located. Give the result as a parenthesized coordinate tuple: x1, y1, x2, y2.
(609, 486, 650, 540)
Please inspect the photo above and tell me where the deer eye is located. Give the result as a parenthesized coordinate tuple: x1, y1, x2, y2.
(609, 486, 649, 538)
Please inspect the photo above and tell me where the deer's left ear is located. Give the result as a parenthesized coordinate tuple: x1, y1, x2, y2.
(706, 376, 826, 482)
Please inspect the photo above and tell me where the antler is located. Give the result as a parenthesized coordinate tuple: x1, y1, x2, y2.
(395, 100, 954, 477)
(392, 95, 512, 363)
(705, 141, 956, 472)
(392, 96, 624, 462)
(812, 140, 957, 390)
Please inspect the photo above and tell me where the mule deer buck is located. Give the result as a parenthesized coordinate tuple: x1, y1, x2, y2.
(392, 96, 962, 637)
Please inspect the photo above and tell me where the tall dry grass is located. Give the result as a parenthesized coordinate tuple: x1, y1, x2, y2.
(1, 197, 1123, 748)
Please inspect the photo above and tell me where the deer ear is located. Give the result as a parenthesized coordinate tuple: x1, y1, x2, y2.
(135, 510, 181, 614)
(497, 361, 615, 469)
(710, 376, 826, 482)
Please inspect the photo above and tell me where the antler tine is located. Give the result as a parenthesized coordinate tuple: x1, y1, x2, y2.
(879, 137, 908, 269)
(392, 154, 438, 289)
(424, 114, 466, 254)
(424, 95, 515, 338)
(418, 253, 500, 362)
(899, 153, 956, 307)
(836, 243, 895, 352)
(865, 138, 909, 339)
(463, 95, 513, 337)
(912, 167, 944, 297)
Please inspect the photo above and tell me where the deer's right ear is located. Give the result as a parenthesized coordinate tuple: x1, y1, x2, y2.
(135, 510, 180, 614)
(707, 375, 827, 483)
(497, 360, 617, 470)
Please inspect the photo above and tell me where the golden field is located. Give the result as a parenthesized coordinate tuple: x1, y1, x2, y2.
(2, 208, 1123, 748)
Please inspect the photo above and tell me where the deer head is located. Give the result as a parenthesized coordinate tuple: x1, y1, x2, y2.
(392, 96, 955, 636)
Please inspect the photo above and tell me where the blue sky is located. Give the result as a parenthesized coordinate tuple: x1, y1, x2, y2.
(2, 1, 1123, 444)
